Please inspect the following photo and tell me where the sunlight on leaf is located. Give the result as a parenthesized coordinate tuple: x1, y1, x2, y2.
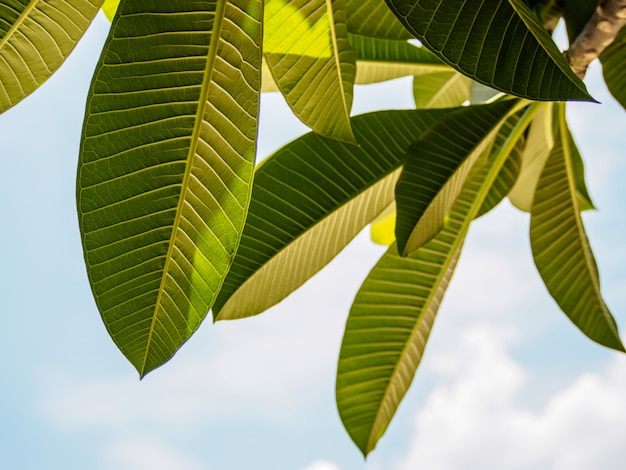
(265, 0, 356, 141)
(78, 0, 263, 376)
(213, 109, 454, 321)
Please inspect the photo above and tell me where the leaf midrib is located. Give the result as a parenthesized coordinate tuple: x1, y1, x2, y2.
(366, 102, 539, 452)
(557, 104, 609, 323)
(140, 1, 227, 376)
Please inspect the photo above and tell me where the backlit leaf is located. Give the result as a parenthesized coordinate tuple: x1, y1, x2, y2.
(78, 0, 263, 376)
(530, 103, 624, 351)
(0, 0, 103, 113)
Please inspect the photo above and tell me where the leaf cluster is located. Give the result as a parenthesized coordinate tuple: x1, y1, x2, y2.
(1, 0, 625, 456)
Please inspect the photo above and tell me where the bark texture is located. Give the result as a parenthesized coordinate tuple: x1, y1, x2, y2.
(565, 0, 626, 78)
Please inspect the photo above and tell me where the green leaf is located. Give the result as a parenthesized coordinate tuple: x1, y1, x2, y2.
(264, 0, 356, 142)
(412, 71, 471, 108)
(351, 35, 448, 85)
(509, 102, 554, 211)
(77, 0, 263, 376)
(337, 242, 462, 455)
(530, 103, 624, 352)
(476, 115, 525, 218)
(346, 0, 411, 39)
(509, 102, 594, 212)
(384, 0, 592, 101)
(336, 110, 536, 453)
(395, 100, 521, 256)
(0, 0, 103, 113)
(601, 25, 626, 111)
(213, 109, 452, 321)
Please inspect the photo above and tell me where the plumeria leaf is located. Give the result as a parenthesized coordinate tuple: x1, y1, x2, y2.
(530, 103, 624, 351)
(213, 108, 454, 321)
(78, 0, 263, 376)
(264, 0, 356, 141)
(395, 99, 521, 256)
(384, 0, 592, 101)
(0, 0, 103, 113)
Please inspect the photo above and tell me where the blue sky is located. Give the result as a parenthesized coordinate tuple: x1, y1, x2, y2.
(1, 12, 626, 470)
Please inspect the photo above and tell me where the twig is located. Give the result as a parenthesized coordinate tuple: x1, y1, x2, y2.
(564, 0, 626, 78)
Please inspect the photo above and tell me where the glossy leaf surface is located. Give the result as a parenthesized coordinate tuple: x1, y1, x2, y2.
(78, 0, 262, 376)
(384, 0, 591, 101)
(0, 0, 102, 112)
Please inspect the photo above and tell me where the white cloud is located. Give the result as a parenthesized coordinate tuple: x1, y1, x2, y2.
(397, 326, 626, 470)
(299, 460, 341, 470)
(101, 437, 202, 470)
(39, 233, 384, 431)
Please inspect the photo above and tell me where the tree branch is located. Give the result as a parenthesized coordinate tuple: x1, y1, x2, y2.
(564, 0, 626, 78)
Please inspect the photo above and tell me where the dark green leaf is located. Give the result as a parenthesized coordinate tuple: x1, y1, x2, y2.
(563, 0, 597, 42)
(384, 0, 592, 101)
(336, 112, 534, 453)
(395, 100, 520, 256)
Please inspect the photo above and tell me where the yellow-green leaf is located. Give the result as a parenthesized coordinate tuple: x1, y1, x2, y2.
(0, 0, 103, 113)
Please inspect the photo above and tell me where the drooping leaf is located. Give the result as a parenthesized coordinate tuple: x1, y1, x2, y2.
(336, 111, 535, 453)
(213, 109, 453, 321)
(384, 0, 592, 101)
(351, 35, 447, 85)
(264, 0, 356, 142)
(412, 71, 471, 108)
(601, 25, 626, 111)
(395, 99, 521, 256)
(530, 103, 624, 351)
(337, 242, 462, 456)
(77, 0, 263, 376)
(346, 0, 411, 39)
(0, 0, 103, 113)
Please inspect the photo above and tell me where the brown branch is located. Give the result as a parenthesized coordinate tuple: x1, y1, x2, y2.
(564, 0, 626, 78)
